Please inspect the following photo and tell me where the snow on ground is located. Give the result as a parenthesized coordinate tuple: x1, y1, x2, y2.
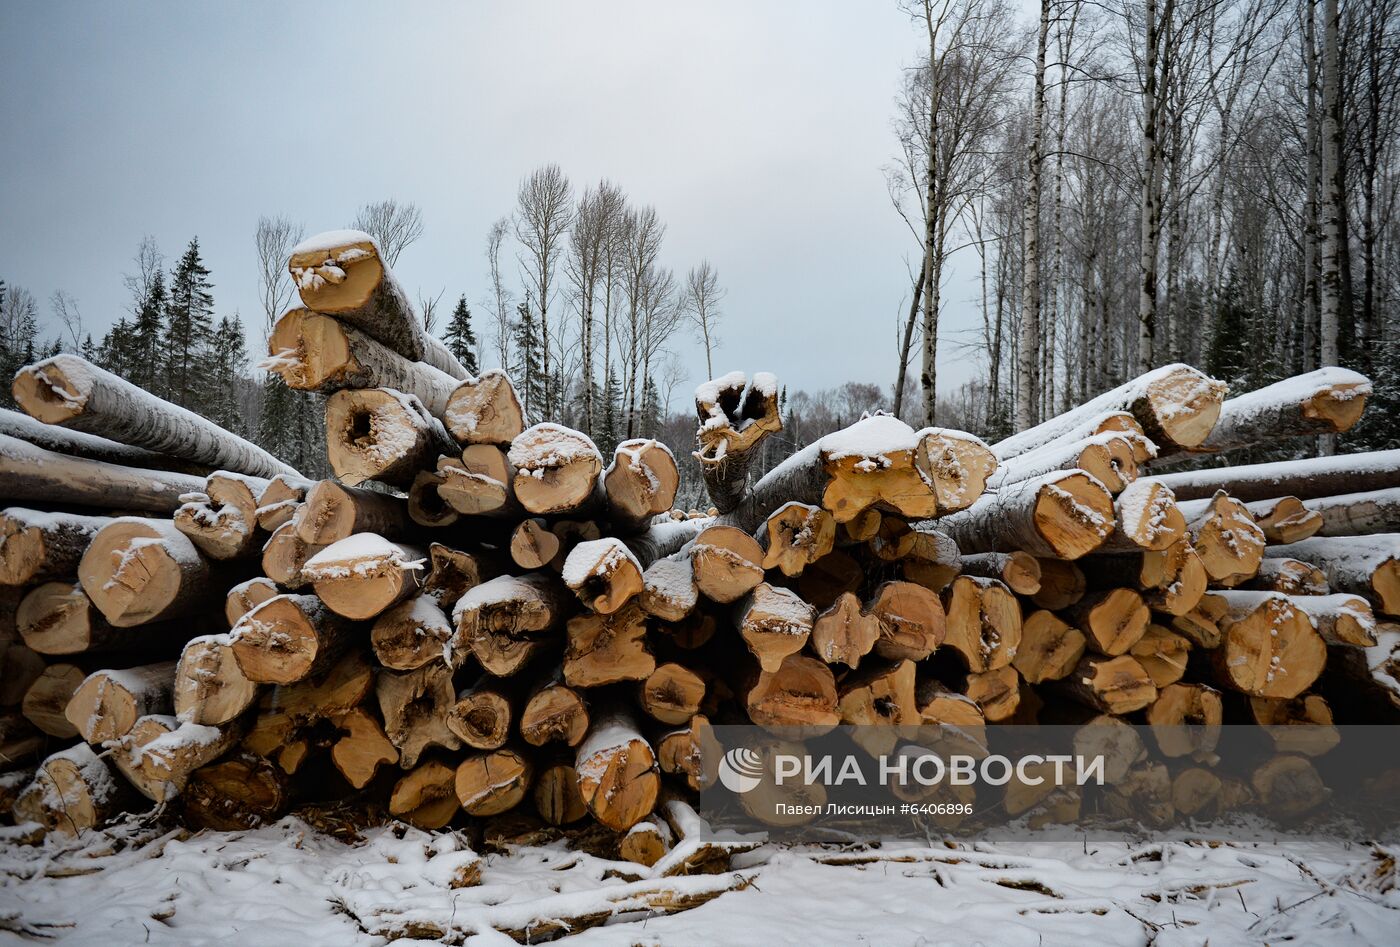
(0, 816, 1397, 945)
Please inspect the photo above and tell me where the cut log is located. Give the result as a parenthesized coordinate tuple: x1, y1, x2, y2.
(838, 659, 918, 753)
(1129, 624, 1191, 687)
(965, 664, 1023, 722)
(407, 470, 458, 528)
(446, 678, 516, 750)
(22, 663, 85, 737)
(756, 502, 835, 577)
(1219, 590, 1376, 647)
(1164, 592, 1229, 648)
(693, 371, 783, 513)
(79, 517, 215, 627)
(625, 518, 707, 570)
(1072, 715, 1145, 785)
(0, 508, 109, 586)
(562, 538, 644, 614)
(371, 595, 455, 671)
(1266, 535, 1400, 615)
(564, 601, 655, 687)
(639, 557, 698, 622)
(111, 715, 238, 801)
(265, 307, 457, 414)
(287, 229, 469, 378)
(992, 364, 1226, 459)
(1185, 491, 1266, 583)
(255, 475, 308, 532)
(329, 706, 399, 788)
(1054, 654, 1157, 714)
(225, 576, 279, 626)
(508, 423, 605, 516)
(261, 520, 323, 589)
(1145, 682, 1222, 759)
(0, 406, 202, 474)
(991, 430, 1150, 494)
(915, 680, 986, 729)
(511, 518, 560, 570)
(231, 593, 354, 684)
(174, 634, 259, 726)
(735, 582, 815, 672)
(238, 652, 374, 773)
(689, 525, 764, 603)
(17, 582, 128, 655)
(1098, 480, 1186, 552)
(422, 542, 491, 608)
(939, 576, 1017, 671)
(453, 574, 573, 677)
(13, 354, 298, 478)
(0, 433, 207, 514)
(19, 744, 128, 835)
(957, 551, 1041, 596)
(868, 515, 916, 561)
(173, 472, 269, 560)
(325, 387, 457, 488)
(182, 752, 290, 831)
(377, 664, 462, 768)
(744, 653, 839, 733)
(1065, 588, 1150, 656)
(444, 370, 525, 445)
(389, 760, 461, 830)
(639, 663, 706, 725)
(1248, 694, 1340, 756)
(574, 710, 660, 831)
(1218, 496, 1323, 545)
(1150, 449, 1400, 503)
(1186, 367, 1371, 454)
(1243, 557, 1330, 595)
(1031, 558, 1087, 610)
(810, 591, 882, 668)
(1308, 488, 1400, 537)
(455, 747, 532, 816)
(840, 508, 882, 543)
(1251, 754, 1329, 819)
(520, 678, 590, 747)
(605, 439, 679, 532)
(656, 714, 715, 791)
(938, 470, 1116, 560)
(1211, 592, 1327, 698)
(436, 447, 520, 518)
(620, 818, 673, 867)
(1012, 610, 1086, 683)
(1082, 540, 1207, 616)
(303, 535, 426, 620)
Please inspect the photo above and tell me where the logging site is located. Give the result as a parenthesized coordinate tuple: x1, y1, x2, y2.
(3, 1, 1400, 945)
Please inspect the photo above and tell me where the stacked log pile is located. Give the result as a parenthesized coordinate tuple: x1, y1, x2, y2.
(2, 229, 1398, 864)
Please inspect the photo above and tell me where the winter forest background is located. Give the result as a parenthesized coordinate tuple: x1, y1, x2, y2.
(2, 0, 1397, 506)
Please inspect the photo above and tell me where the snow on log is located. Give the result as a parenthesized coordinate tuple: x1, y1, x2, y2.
(0, 406, 204, 474)
(437, 445, 520, 519)
(736, 582, 816, 672)
(1242, 557, 1330, 594)
(937, 469, 1115, 560)
(325, 387, 458, 488)
(264, 307, 457, 415)
(371, 595, 455, 671)
(443, 370, 525, 446)
(13, 354, 298, 479)
(0, 508, 110, 585)
(625, 518, 708, 571)
(1266, 535, 1400, 616)
(1180, 367, 1371, 455)
(561, 538, 644, 614)
(78, 517, 218, 626)
(605, 439, 679, 533)
(693, 371, 782, 513)
(17, 744, 129, 835)
(111, 714, 239, 802)
(993, 364, 1227, 459)
(957, 551, 1041, 596)
(1178, 494, 1320, 546)
(1184, 491, 1266, 583)
(1148, 448, 1400, 503)
(453, 573, 573, 676)
(255, 475, 309, 532)
(295, 479, 414, 546)
(507, 423, 605, 516)
(173, 472, 269, 560)
(261, 520, 322, 589)
(1216, 590, 1376, 647)
(574, 709, 660, 831)
(302, 534, 427, 620)
(225, 576, 279, 626)
(990, 430, 1152, 494)
(755, 501, 836, 578)
(0, 433, 207, 514)
(1210, 592, 1327, 698)
(174, 633, 259, 726)
(1098, 479, 1186, 552)
(231, 593, 355, 684)
(1307, 488, 1400, 537)
(287, 229, 469, 379)
(64, 660, 177, 743)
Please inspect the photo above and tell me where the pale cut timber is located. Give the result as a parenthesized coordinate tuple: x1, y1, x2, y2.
(407, 470, 458, 528)
(1065, 588, 1150, 656)
(328, 706, 401, 786)
(1248, 694, 1340, 756)
(939, 576, 1018, 671)
(231, 593, 354, 684)
(1164, 592, 1229, 648)
(1072, 716, 1145, 785)
(1243, 557, 1330, 595)
(1266, 535, 1400, 616)
(957, 552, 1041, 596)
(868, 516, 916, 561)
(620, 819, 672, 868)
(520, 679, 590, 747)
(756, 502, 835, 577)
(112, 715, 239, 802)
(1130, 624, 1191, 688)
(238, 651, 373, 774)
(992, 364, 1226, 459)
(64, 660, 176, 743)
(914, 681, 986, 728)
(1180, 494, 1321, 547)
(838, 659, 918, 755)
(1186, 491, 1266, 583)
(1149, 449, 1400, 503)
(564, 601, 655, 687)
(1098, 480, 1186, 552)
(639, 557, 698, 622)
(303, 536, 426, 620)
(1054, 654, 1157, 715)
(840, 508, 882, 543)
(173, 472, 268, 560)
(446, 680, 515, 750)
(0, 433, 207, 514)
(991, 430, 1149, 494)
(13, 354, 298, 478)
(18, 582, 125, 655)
(224, 577, 279, 626)
(510, 518, 560, 570)
(689, 525, 765, 603)
(1211, 592, 1327, 698)
(1080, 540, 1207, 616)
(1186, 367, 1371, 455)
(574, 710, 660, 831)
(508, 423, 605, 516)
(693, 371, 783, 513)
(182, 752, 289, 831)
(656, 714, 716, 791)
(265, 307, 457, 415)
(0, 406, 204, 474)
(736, 582, 815, 672)
(422, 542, 492, 609)
(0, 508, 109, 586)
(255, 475, 308, 532)
(389, 760, 461, 830)
(20, 744, 128, 835)
(371, 594, 455, 671)
(174, 634, 258, 726)
(437, 446, 520, 518)
(535, 761, 589, 825)
(455, 747, 532, 816)
(868, 579, 948, 662)
(288, 230, 469, 378)
(1012, 610, 1086, 684)
(444, 370, 525, 445)
(745, 653, 839, 734)
(1308, 488, 1400, 537)
(965, 665, 1022, 722)
(79, 517, 215, 626)
(1251, 755, 1329, 819)
(810, 592, 882, 668)
(261, 520, 322, 589)
(639, 663, 706, 726)
(325, 387, 457, 488)
(561, 538, 644, 614)
(294, 481, 412, 546)
(377, 663, 462, 768)
(1219, 590, 1376, 647)
(1031, 558, 1087, 610)
(453, 574, 573, 677)
(22, 663, 85, 737)
(937, 469, 1115, 560)
(605, 439, 680, 532)
(1145, 683, 1223, 760)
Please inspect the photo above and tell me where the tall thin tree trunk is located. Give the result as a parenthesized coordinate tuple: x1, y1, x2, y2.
(1137, 0, 1168, 373)
(893, 257, 928, 419)
(1016, 0, 1050, 432)
(1318, 0, 1344, 369)
(1301, 0, 1321, 373)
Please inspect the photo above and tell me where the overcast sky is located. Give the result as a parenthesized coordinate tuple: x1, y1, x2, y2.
(0, 1, 993, 408)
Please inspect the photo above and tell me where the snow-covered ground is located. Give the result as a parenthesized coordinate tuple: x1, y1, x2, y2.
(0, 816, 1396, 945)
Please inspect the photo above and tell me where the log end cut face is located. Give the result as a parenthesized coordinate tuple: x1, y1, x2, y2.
(1032, 472, 1115, 560)
(11, 356, 90, 424)
(1302, 381, 1370, 433)
(289, 236, 383, 313)
(1144, 366, 1227, 449)
(79, 522, 186, 627)
(267, 309, 353, 390)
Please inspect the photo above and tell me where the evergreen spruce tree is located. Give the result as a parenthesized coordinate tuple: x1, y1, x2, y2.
(209, 314, 249, 435)
(443, 295, 480, 374)
(1205, 273, 1252, 393)
(131, 269, 168, 394)
(511, 297, 545, 422)
(1344, 337, 1400, 452)
(80, 333, 98, 362)
(0, 284, 39, 409)
(640, 375, 661, 438)
(163, 238, 215, 411)
(598, 368, 622, 456)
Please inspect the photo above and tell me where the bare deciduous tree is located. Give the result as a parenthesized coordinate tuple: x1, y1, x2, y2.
(683, 260, 725, 380)
(50, 290, 83, 349)
(486, 217, 513, 370)
(122, 235, 164, 318)
(515, 165, 575, 417)
(351, 199, 424, 266)
(255, 215, 304, 332)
